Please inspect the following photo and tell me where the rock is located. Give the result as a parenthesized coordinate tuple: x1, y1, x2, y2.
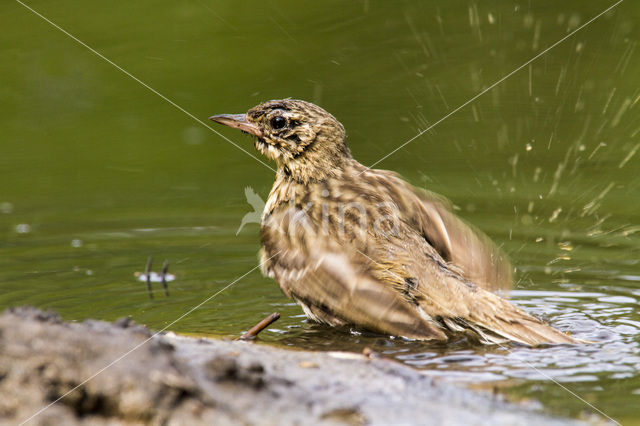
(0, 307, 585, 425)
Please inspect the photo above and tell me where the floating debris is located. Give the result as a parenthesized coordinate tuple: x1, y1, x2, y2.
(135, 256, 173, 299)
(135, 271, 176, 283)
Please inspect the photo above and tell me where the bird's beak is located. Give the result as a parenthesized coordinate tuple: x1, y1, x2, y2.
(209, 114, 263, 138)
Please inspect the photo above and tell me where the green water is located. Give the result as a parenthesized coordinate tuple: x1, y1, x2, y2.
(2, 0, 639, 423)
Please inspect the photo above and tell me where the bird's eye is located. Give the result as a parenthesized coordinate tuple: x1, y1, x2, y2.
(270, 116, 287, 130)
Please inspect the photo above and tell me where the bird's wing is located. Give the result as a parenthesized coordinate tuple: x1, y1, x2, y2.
(369, 170, 512, 292)
(365, 231, 577, 346)
(260, 206, 447, 340)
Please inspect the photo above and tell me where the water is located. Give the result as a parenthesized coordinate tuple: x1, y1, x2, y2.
(1, 0, 639, 423)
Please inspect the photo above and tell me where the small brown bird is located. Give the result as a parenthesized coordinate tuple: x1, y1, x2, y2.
(210, 99, 577, 346)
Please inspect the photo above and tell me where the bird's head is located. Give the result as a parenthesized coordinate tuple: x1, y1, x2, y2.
(210, 99, 351, 181)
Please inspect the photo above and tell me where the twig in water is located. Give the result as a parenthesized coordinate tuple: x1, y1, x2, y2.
(161, 260, 170, 297)
(238, 312, 280, 340)
(145, 255, 153, 299)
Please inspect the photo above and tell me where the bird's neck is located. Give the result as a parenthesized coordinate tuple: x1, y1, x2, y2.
(276, 146, 355, 185)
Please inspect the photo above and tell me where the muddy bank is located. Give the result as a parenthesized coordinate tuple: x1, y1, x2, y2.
(0, 307, 586, 425)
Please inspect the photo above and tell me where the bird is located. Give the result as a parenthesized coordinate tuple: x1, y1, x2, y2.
(210, 99, 578, 346)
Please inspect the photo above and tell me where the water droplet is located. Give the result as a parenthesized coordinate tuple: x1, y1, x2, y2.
(0, 202, 13, 214)
(549, 207, 562, 223)
(520, 215, 533, 225)
(567, 14, 581, 31)
(523, 13, 534, 29)
(533, 167, 542, 183)
(15, 224, 31, 234)
(71, 239, 83, 248)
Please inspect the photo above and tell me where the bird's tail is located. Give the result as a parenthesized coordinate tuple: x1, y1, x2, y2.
(461, 294, 581, 346)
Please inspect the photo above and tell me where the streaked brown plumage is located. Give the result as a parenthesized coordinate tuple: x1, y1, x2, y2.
(210, 99, 578, 346)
